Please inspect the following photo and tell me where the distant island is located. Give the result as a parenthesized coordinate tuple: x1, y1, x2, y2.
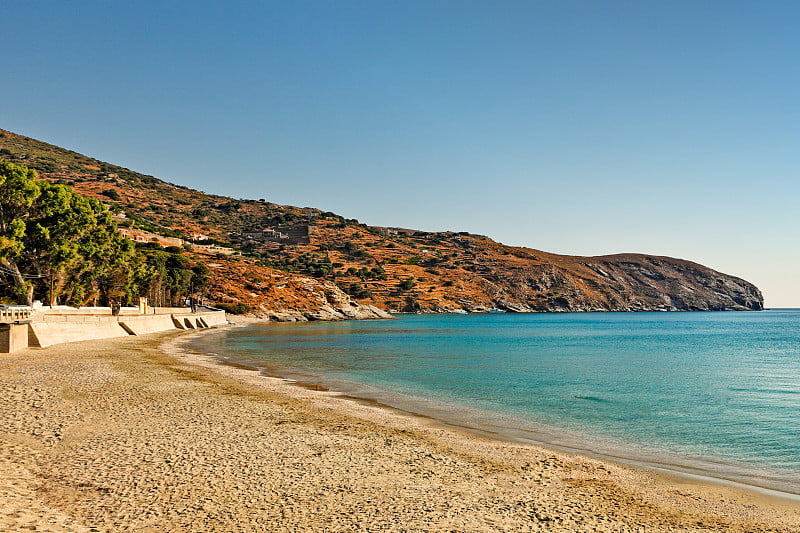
(0, 128, 763, 317)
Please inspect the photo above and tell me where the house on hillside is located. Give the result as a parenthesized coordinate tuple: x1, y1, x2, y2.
(240, 225, 313, 245)
(118, 227, 184, 247)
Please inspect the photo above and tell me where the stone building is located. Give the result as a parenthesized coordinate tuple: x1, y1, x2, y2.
(241, 225, 313, 245)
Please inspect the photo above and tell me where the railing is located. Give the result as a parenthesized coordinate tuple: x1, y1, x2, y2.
(0, 306, 32, 323)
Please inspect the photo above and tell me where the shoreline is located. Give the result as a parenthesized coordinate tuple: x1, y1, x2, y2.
(174, 322, 800, 507)
(2, 324, 799, 531)
(184, 319, 800, 501)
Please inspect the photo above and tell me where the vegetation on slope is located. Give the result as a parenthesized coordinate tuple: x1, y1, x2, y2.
(0, 128, 764, 314)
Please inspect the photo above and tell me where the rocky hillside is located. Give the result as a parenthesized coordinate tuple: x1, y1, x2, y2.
(193, 248, 391, 321)
(0, 128, 763, 315)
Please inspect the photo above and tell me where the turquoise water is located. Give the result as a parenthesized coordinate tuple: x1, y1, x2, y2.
(189, 310, 800, 494)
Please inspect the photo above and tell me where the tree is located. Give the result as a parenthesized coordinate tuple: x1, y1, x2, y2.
(101, 188, 121, 201)
(0, 161, 42, 304)
(398, 277, 416, 291)
(0, 161, 210, 308)
(127, 248, 208, 307)
(0, 161, 133, 306)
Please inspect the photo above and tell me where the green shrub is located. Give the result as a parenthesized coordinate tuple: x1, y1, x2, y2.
(215, 302, 251, 315)
(397, 277, 416, 291)
(340, 282, 371, 299)
(101, 188, 121, 201)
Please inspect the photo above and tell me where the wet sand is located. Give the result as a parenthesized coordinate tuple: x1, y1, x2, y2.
(2, 325, 799, 532)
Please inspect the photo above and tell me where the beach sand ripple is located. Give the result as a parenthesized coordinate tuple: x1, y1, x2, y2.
(1, 328, 799, 532)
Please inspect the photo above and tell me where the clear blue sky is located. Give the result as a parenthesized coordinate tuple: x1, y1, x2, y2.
(2, 1, 798, 306)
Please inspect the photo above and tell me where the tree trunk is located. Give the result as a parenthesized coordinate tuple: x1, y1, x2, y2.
(1, 259, 33, 306)
(51, 270, 66, 307)
(53, 271, 69, 304)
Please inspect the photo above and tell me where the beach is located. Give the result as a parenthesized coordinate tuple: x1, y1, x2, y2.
(2, 325, 799, 532)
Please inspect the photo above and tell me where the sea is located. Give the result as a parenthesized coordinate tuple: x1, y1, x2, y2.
(188, 309, 800, 496)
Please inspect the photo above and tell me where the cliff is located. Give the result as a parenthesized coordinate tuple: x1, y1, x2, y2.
(0, 128, 763, 316)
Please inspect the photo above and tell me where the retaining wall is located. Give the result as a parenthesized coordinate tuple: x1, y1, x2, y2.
(0, 323, 29, 353)
(195, 311, 228, 327)
(118, 315, 179, 335)
(1, 309, 227, 353)
(172, 311, 228, 329)
(28, 316, 131, 348)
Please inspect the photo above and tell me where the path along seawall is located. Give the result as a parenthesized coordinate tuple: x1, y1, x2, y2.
(0, 306, 228, 352)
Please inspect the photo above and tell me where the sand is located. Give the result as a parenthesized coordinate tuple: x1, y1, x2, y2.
(1, 324, 799, 532)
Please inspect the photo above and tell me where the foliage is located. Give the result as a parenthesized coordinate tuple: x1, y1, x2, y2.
(123, 211, 185, 239)
(341, 240, 366, 258)
(340, 282, 371, 299)
(0, 161, 136, 305)
(402, 295, 421, 312)
(258, 251, 332, 278)
(0, 160, 39, 261)
(397, 277, 416, 291)
(0, 161, 207, 307)
(214, 302, 251, 315)
(101, 188, 121, 201)
(340, 265, 387, 282)
(126, 245, 208, 307)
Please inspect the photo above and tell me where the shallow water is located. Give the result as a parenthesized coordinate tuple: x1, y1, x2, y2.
(189, 310, 800, 494)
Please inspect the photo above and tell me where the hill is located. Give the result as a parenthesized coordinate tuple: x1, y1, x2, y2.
(0, 128, 763, 316)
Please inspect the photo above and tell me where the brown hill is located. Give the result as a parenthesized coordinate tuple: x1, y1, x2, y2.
(0, 128, 763, 315)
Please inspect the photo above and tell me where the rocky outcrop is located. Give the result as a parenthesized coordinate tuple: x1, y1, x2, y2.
(253, 304, 393, 322)
(484, 254, 763, 313)
(205, 261, 395, 321)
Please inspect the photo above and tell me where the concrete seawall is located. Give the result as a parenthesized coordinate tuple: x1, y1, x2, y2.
(0, 323, 29, 353)
(28, 316, 131, 348)
(2, 309, 227, 353)
(171, 311, 228, 330)
(118, 315, 179, 336)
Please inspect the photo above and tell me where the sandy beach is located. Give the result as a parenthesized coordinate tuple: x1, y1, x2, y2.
(2, 324, 799, 532)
